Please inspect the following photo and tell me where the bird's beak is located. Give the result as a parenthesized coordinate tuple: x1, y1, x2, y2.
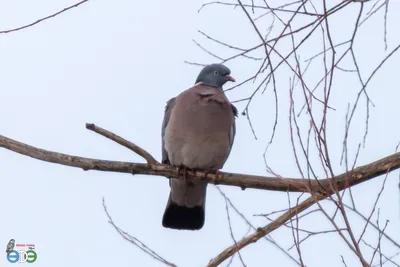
(225, 75, 236, 82)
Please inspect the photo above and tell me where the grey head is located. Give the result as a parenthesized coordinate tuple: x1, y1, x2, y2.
(195, 64, 235, 88)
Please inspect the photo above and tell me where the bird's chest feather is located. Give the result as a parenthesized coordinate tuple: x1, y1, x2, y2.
(175, 91, 232, 134)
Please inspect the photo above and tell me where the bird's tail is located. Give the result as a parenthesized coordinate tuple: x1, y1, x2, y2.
(162, 179, 206, 230)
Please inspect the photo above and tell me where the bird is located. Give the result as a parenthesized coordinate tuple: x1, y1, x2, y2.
(6, 239, 15, 254)
(161, 63, 237, 230)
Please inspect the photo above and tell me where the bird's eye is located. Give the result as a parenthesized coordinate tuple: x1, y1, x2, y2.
(214, 71, 219, 75)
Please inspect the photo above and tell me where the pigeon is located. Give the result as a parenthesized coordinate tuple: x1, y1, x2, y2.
(161, 64, 237, 230)
(6, 239, 15, 254)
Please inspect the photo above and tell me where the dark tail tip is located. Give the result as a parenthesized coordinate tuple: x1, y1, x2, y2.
(162, 202, 205, 230)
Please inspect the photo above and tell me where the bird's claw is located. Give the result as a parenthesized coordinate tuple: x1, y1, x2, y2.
(177, 166, 195, 186)
(176, 166, 187, 179)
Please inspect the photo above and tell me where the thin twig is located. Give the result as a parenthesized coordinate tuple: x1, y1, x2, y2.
(0, 0, 90, 34)
(102, 198, 177, 267)
(86, 123, 158, 165)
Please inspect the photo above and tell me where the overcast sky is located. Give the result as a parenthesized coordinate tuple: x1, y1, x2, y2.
(1, 0, 399, 266)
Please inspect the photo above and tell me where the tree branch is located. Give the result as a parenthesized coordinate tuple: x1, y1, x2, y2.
(0, 0, 90, 34)
(102, 197, 177, 267)
(0, 124, 399, 195)
(208, 195, 321, 266)
(85, 123, 158, 165)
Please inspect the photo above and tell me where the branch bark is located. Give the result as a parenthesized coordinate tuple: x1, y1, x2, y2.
(0, 124, 399, 195)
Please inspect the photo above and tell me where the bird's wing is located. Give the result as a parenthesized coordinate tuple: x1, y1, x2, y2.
(161, 97, 177, 164)
(227, 104, 238, 159)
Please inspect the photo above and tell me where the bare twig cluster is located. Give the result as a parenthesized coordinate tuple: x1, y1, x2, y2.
(191, 0, 399, 266)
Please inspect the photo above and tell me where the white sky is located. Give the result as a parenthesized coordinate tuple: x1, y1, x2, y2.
(1, 0, 399, 266)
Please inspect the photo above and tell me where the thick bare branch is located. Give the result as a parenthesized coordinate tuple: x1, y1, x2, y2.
(1, 124, 400, 194)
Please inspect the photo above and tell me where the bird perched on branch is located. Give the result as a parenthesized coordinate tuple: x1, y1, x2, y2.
(161, 63, 237, 230)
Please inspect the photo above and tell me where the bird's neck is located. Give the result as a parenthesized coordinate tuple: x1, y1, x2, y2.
(194, 82, 223, 91)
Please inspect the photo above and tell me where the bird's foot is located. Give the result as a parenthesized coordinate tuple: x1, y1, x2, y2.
(176, 166, 188, 179)
(188, 168, 197, 176)
(176, 166, 193, 185)
(187, 168, 199, 186)
(175, 166, 181, 178)
(176, 167, 201, 186)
